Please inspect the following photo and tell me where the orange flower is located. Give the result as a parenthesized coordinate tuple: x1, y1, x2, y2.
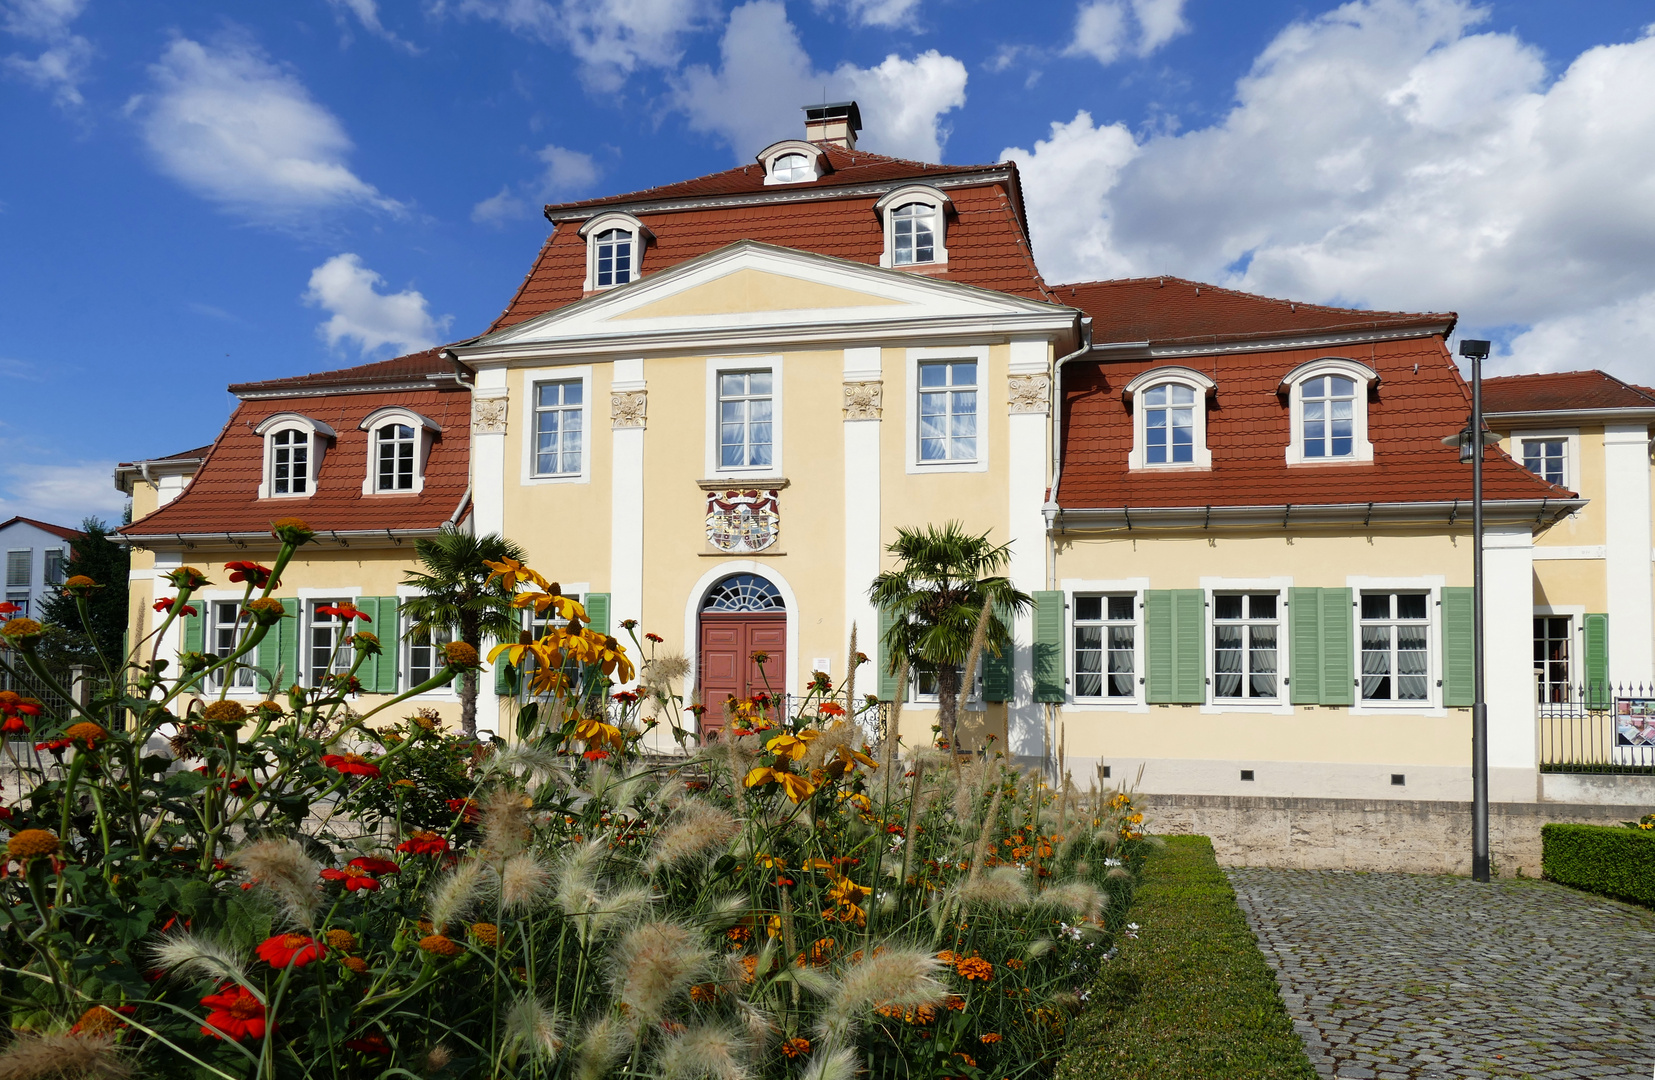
(690, 983, 718, 1003)
(781, 1037, 811, 1058)
(64, 722, 107, 748)
(956, 957, 993, 982)
(738, 955, 758, 984)
(418, 934, 463, 957)
(341, 956, 369, 975)
(937, 949, 959, 965)
(943, 994, 966, 1011)
(978, 1033, 1002, 1044)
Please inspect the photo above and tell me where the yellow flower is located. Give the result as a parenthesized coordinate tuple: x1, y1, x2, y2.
(470, 923, 499, 948)
(326, 929, 358, 952)
(64, 722, 108, 747)
(572, 717, 625, 753)
(511, 588, 588, 624)
(202, 700, 247, 725)
(341, 956, 370, 974)
(7, 829, 59, 860)
(0, 617, 44, 641)
(482, 557, 547, 593)
(832, 744, 879, 771)
(764, 730, 819, 761)
(440, 642, 480, 669)
(592, 633, 635, 683)
(743, 765, 816, 803)
(270, 518, 315, 545)
(418, 934, 464, 957)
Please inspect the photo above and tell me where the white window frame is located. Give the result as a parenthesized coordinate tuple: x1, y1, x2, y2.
(905, 345, 988, 474)
(6, 549, 31, 589)
(875, 186, 950, 269)
(1282, 358, 1376, 465)
(1123, 367, 1215, 470)
(255, 413, 335, 499)
(1510, 428, 1579, 491)
(705, 356, 784, 478)
(358, 407, 440, 495)
(520, 366, 593, 486)
(1346, 575, 1445, 715)
(1061, 578, 1149, 712)
(579, 212, 650, 292)
(1071, 590, 1142, 705)
(908, 657, 984, 711)
(1201, 578, 1290, 714)
(3, 592, 27, 617)
(202, 596, 258, 693)
(296, 587, 362, 687)
(396, 584, 462, 699)
(1534, 603, 1586, 704)
(42, 549, 66, 587)
(758, 140, 826, 185)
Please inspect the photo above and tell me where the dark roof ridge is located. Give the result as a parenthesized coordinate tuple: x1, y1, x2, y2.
(228, 347, 463, 397)
(1055, 275, 1450, 322)
(1484, 368, 1655, 401)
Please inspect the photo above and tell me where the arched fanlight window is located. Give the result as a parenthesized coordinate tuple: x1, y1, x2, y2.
(891, 203, 936, 265)
(702, 574, 786, 612)
(770, 153, 812, 183)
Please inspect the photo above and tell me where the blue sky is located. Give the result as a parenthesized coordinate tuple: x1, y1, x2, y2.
(3, 0, 1653, 524)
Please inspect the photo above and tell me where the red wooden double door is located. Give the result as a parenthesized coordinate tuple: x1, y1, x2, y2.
(697, 613, 786, 740)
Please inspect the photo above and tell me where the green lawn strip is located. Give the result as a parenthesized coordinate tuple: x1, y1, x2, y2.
(1055, 835, 1317, 1080)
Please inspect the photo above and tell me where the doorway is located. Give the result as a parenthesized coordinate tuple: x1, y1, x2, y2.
(697, 573, 786, 740)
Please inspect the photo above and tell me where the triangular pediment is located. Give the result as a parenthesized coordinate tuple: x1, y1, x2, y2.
(462, 241, 1074, 356)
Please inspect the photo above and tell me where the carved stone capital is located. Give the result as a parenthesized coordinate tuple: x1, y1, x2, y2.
(1007, 373, 1052, 415)
(842, 380, 883, 420)
(471, 394, 508, 434)
(611, 390, 647, 430)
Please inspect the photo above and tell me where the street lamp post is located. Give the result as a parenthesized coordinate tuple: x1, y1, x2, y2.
(1456, 338, 1493, 883)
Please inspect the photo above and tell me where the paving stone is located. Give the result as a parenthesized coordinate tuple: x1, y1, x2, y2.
(1226, 867, 1655, 1080)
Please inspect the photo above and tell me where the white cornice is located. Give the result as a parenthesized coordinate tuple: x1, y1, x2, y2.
(542, 167, 1015, 223)
(1485, 407, 1655, 427)
(118, 527, 447, 552)
(234, 380, 437, 401)
(1088, 322, 1452, 360)
(1045, 497, 1583, 532)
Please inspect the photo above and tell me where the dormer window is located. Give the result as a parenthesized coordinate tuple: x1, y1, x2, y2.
(875, 186, 950, 269)
(579, 213, 651, 292)
(1123, 367, 1215, 470)
(756, 140, 827, 186)
(1282, 358, 1377, 464)
(255, 413, 334, 498)
(359, 407, 440, 495)
(770, 153, 811, 183)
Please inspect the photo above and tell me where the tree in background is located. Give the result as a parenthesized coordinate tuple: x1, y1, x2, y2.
(400, 526, 526, 737)
(39, 517, 130, 667)
(869, 521, 1030, 749)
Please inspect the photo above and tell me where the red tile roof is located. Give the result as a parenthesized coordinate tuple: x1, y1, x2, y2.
(0, 516, 82, 542)
(1055, 334, 1568, 510)
(117, 445, 212, 468)
(494, 170, 1047, 331)
(122, 386, 471, 538)
(1056, 277, 1453, 347)
(1482, 370, 1655, 414)
(543, 145, 1013, 215)
(228, 348, 455, 397)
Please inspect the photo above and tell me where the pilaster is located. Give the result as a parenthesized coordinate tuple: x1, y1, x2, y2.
(1006, 336, 1051, 762)
(610, 358, 646, 686)
(843, 347, 882, 693)
(1604, 423, 1654, 685)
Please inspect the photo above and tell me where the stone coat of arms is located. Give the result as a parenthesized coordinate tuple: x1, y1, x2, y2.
(706, 489, 781, 553)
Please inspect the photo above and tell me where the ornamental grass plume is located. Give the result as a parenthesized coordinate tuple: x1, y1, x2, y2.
(957, 867, 1031, 912)
(428, 858, 488, 932)
(799, 721, 856, 774)
(798, 1047, 860, 1080)
(0, 1031, 131, 1080)
(480, 787, 533, 859)
(572, 1015, 631, 1080)
(502, 994, 563, 1060)
(644, 799, 741, 875)
(500, 851, 555, 914)
(1037, 881, 1107, 920)
(657, 1023, 751, 1080)
(610, 919, 713, 1028)
(149, 929, 250, 985)
(818, 947, 947, 1041)
(229, 838, 321, 927)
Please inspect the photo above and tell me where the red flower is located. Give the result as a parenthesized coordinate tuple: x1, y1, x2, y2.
(224, 561, 278, 588)
(0, 601, 19, 619)
(446, 797, 480, 823)
(320, 867, 380, 892)
(582, 749, 610, 761)
(344, 1031, 391, 1054)
(35, 738, 71, 753)
(153, 597, 198, 617)
(2, 716, 28, 735)
(612, 690, 639, 704)
(316, 602, 370, 623)
(645, 632, 664, 643)
(194, 766, 254, 795)
(395, 831, 450, 857)
(347, 857, 400, 876)
(321, 753, 381, 778)
(818, 702, 846, 717)
(256, 933, 326, 969)
(200, 984, 268, 1042)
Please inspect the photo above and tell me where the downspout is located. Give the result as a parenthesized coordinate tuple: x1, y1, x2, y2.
(1045, 317, 1093, 590)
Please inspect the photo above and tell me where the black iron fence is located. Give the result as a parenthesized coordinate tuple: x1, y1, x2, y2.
(0, 646, 80, 717)
(1538, 682, 1655, 774)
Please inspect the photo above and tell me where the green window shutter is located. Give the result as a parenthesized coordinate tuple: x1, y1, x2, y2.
(1145, 589, 1204, 705)
(586, 593, 611, 637)
(182, 607, 204, 655)
(1440, 587, 1475, 708)
(1319, 588, 1354, 706)
(494, 658, 518, 697)
(256, 614, 278, 695)
(1145, 590, 1174, 703)
(981, 603, 1013, 702)
(1032, 591, 1066, 702)
(1584, 613, 1609, 708)
(369, 597, 399, 694)
(1288, 587, 1322, 705)
(277, 599, 300, 693)
(877, 606, 901, 701)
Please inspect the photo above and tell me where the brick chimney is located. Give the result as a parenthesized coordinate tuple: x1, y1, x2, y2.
(803, 101, 861, 150)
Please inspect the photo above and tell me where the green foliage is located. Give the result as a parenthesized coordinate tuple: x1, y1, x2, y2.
(1055, 836, 1317, 1080)
(1541, 822, 1655, 907)
(353, 713, 481, 829)
(38, 517, 130, 665)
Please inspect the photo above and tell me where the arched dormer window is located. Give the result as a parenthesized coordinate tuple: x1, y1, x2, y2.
(578, 212, 652, 293)
(875, 186, 950, 269)
(358, 407, 442, 495)
(1122, 367, 1216, 470)
(255, 413, 335, 498)
(756, 140, 827, 185)
(1280, 358, 1378, 464)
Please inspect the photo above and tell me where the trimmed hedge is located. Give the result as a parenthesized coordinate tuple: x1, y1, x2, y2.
(1542, 822, 1655, 908)
(1055, 836, 1315, 1080)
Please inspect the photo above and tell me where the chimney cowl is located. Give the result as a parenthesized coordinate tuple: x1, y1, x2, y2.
(803, 101, 861, 150)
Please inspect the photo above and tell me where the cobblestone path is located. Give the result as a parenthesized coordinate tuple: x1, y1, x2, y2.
(1228, 868, 1655, 1079)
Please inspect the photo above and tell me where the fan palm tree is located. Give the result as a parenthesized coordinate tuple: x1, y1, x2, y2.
(869, 522, 1031, 748)
(400, 526, 527, 737)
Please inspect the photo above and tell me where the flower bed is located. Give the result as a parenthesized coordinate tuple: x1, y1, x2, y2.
(1541, 822, 1655, 908)
(0, 526, 1146, 1079)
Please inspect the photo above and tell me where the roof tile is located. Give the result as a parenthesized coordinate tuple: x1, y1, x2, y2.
(1482, 370, 1655, 413)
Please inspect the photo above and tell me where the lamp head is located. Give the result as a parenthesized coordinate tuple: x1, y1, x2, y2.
(1459, 339, 1491, 360)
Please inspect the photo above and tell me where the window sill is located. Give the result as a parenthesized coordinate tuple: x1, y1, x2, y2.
(1285, 458, 1374, 468)
(1127, 463, 1212, 473)
(908, 459, 987, 475)
(698, 476, 789, 490)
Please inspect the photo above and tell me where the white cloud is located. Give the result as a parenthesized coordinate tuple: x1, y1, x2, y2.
(1008, 0, 1655, 382)
(304, 254, 451, 355)
(2, 0, 93, 107)
(674, 0, 967, 162)
(0, 461, 127, 523)
(132, 35, 404, 224)
(1065, 0, 1189, 66)
(453, 0, 714, 92)
(325, 0, 420, 53)
(810, 0, 922, 30)
(473, 143, 601, 224)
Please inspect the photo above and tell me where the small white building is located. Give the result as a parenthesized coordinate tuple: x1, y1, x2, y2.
(0, 516, 81, 618)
